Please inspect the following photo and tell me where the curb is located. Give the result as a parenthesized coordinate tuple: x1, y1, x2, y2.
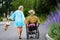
(0, 21, 13, 24)
(46, 34, 53, 40)
(0, 22, 5, 24)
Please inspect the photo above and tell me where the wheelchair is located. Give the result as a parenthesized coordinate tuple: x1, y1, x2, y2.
(26, 23, 40, 39)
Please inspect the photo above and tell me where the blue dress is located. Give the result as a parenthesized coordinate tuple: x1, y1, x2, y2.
(10, 10, 25, 27)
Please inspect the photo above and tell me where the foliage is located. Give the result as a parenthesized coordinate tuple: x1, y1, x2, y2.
(0, 17, 3, 21)
(48, 23, 60, 40)
(11, 0, 57, 17)
(1, 0, 57, 22)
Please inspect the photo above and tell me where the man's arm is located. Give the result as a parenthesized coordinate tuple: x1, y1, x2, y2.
(36, 16, 40, 27)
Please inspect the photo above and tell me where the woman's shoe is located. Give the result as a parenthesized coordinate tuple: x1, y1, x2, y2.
(19, 36, 21, 39)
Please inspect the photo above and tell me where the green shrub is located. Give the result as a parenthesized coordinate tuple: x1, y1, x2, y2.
(48, 23, 60, 40)
(0, 17, 3, 21)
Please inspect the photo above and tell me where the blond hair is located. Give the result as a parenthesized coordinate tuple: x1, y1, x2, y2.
(18, 5, 23, 10)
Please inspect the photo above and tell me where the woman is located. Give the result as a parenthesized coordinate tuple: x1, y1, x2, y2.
(7, 5, 25, 39)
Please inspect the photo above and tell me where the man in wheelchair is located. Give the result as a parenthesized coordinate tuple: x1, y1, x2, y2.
(26, 10, 40, 33)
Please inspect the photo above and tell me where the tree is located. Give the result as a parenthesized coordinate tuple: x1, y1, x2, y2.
(11, 0, 36, 17)
(11, 0, 57, 17)
(2, 0, 13, 17)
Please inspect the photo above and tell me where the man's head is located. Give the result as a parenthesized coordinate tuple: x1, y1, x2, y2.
(28, 10, 35, 15)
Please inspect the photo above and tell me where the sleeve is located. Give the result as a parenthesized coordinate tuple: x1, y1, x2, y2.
(36, 16, 40, 24)
(9, 11, 16, 20)
(21, 12, 25, 20)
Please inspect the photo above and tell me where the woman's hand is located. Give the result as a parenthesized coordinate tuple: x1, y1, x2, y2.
(6, 17, 10, 21)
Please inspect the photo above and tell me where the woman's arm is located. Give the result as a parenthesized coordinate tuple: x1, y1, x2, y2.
(9, 11, 16, 21)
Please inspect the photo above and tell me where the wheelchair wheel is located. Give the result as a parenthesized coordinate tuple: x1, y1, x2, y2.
(26, 27, 29, 39)
(35, 30, 40, 39)
(27, 33, 29, 39)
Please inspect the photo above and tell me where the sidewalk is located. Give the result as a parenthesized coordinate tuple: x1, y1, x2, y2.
(0, 20, 49, 40)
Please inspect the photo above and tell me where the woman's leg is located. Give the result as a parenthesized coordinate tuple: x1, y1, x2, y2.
(17, 27, 22, 38)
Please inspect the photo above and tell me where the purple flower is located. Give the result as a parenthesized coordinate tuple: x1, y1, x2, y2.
(44, 10, 60, 27)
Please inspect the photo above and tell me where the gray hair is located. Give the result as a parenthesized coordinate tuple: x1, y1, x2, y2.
(28, 10, 35, 14)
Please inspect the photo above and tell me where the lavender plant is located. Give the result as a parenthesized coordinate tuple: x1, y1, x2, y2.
(44, 10, 60, 27)
(46, 10, 60, 40)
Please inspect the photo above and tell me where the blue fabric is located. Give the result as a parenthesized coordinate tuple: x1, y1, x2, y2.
(10, 10, 25, 27)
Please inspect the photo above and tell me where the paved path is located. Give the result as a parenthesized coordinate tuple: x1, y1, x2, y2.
(0, 21, 49, 40)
